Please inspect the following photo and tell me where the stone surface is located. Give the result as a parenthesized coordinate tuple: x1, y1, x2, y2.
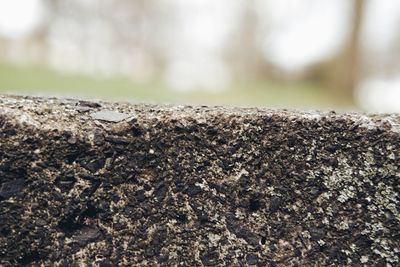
(0, 94, 399, 266)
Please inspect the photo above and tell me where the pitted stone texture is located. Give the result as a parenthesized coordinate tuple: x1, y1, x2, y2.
(0, 95, 399, 266)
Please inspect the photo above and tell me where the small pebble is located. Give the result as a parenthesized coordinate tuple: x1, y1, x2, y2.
(90, 110, 132, 122)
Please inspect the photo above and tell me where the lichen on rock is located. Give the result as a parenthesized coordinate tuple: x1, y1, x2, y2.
(0, 95, 399, 266)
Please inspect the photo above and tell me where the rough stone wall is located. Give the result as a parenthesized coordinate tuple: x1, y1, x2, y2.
(0, 95, 399, 266)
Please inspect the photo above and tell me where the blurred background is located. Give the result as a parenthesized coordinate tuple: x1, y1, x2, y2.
(0, 0, 399, 111)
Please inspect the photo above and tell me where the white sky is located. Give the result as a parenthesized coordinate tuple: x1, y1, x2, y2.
(363, 0, 400, 52)
(0, 0, 43, 39)
(260, 0, 352, 71)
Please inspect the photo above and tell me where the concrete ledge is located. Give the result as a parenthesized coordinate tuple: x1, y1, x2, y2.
(0, 95, 399, 266)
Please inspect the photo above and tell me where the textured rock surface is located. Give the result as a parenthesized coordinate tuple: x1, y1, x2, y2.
(0, 95, 399, 266)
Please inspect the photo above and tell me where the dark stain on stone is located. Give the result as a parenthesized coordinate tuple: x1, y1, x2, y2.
(200, 251, 220, 266)
(77, 100, 101, 108)
(309, 227, 326, 241)
(186, 183, 202, 196)
(249, 197, 262, 212)
(246, 254, 259, 265)
(73, 226, 102, 246)
(226, 213, 260, 246)
(104, 135, 133, 145)
(0, 179, 25, 199)
(55, 175, 76, 192)
(93, 129, 105, 146)
(135, 189, 146, 202)
(84, 158, 105, 172)
(99, 261, 113, 267)
(154, 184, 167, 201)
(18, 250, 42, 265)
(269, 196, 281, 213)
(131, 127, 143, 137)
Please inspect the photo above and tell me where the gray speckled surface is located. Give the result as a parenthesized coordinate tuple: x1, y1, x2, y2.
(0, 95, 399, 266)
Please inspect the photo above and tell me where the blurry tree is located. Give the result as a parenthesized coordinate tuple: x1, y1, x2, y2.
(339, 0, 365, 100)
(225, 1, 272, 80)
(22, 0, 167, 78)
(25, 0, 61, 64)
(384, 25, 400, 77)
(110, 0, 167, 76)
(308, 0, 366, 103)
